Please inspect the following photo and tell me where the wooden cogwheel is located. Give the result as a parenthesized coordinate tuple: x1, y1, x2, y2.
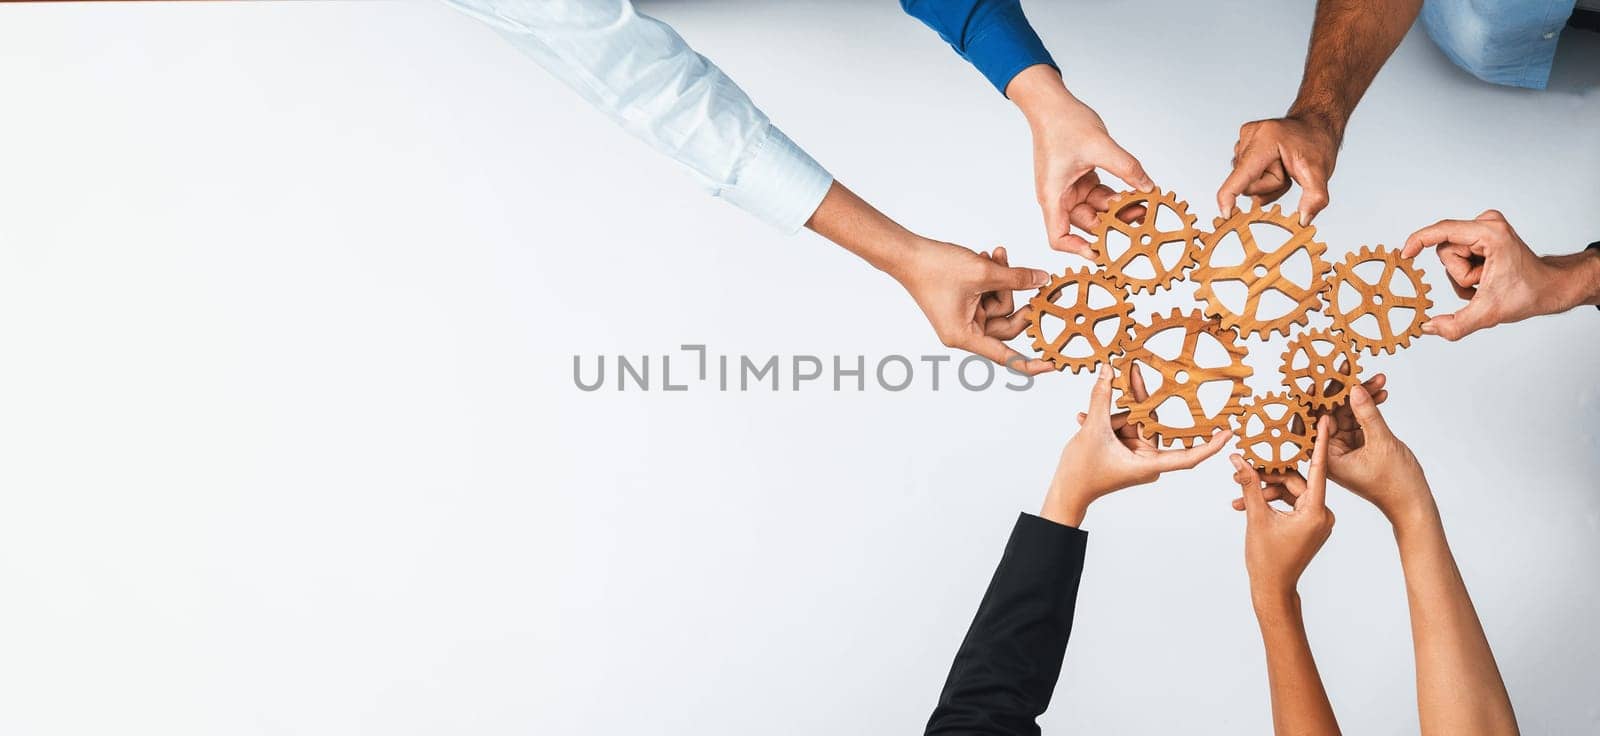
(1112, 308, 1253, 448)
(1090, 188, 1202, 295)
(1023, 267, 1135, 373)
(1233, 392, 1313, 473)
(1280, 328, 1361, 412)
(1324, 245, 1435, 355)
(1192, 202, 1332, 338)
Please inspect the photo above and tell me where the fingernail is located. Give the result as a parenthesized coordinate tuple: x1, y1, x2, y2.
(1298, 211, 1310, 227)
(1351, 384, 1369, 403)
(1420, 321, 1437, 334)
(1033, 270, 1049, 286)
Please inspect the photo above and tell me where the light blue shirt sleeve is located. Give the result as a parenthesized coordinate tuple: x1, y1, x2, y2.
(440, 0, 833, 234)
(1420, 0, 1577, 89)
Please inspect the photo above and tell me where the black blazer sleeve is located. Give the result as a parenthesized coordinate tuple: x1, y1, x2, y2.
(925, 512, 1089, 736)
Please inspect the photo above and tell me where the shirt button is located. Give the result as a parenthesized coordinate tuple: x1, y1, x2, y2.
(1543, 31, 1556, 39)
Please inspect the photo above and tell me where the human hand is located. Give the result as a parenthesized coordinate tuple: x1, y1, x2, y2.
(1007, 65, 1154, 258)
(1216, 115, 1339, 225)
(1041, 363, 1232, 526)
(893, 239, 1055, 375)
(1230, 368, 1387, 511)
(1232, 416, 1335, 598)
(1235, 374, 1429, 527)
(1403, 209, 1600, 341)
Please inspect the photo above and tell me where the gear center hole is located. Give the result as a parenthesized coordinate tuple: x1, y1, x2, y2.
(1139, 233, 1153, 247)
(1370, 293, 1384, 305)
(1252, 264, 1268, 279)
(1174, 369, 1189, 384)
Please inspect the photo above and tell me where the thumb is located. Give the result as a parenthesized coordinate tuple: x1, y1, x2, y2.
(986, 263, 1050, 292)
(1348, 384, 1392, 439)
(1232, 455, 1267, 518)
(1098, 141, 1154, 191)
(1086, 363, 1114, 423)
(1421, 298, 1494, 341)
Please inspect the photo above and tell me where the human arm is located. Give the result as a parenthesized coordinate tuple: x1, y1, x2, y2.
(1218, 0, 1422, 224)
(1402, 210, 1600, 341)
(926, 366, 1230, 734)
(900, 1, 1152, 257)
(1292, 383, 1518, 734)
(446, 0, 1060, 372)
(1231, 418, 1341, 736)
(899, 0, 1055, 95)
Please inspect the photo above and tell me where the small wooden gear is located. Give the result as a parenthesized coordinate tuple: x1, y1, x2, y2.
(1280, 328, 1361, 411)
(1323, 245, 1435, 355)
(1192, 203, 1332, 338)
(1233, 392, 1313, 473)
(1090, 188, 1202, 295)
(1112, 308, 1253, 448)
(1023, 267, 1135, 373)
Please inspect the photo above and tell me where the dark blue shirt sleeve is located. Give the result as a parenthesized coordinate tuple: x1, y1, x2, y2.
(901, 0, 1057, 96)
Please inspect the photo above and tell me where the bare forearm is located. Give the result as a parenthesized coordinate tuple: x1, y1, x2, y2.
(1290, 0, 1422, 140)
(1392, 501, 1518, 735)
(1540, 247, 1600, 311)
(804, 181, 919, 279)
(1252, 590, 1341, 735)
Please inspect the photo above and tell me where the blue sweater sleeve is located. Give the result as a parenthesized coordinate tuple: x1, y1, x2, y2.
(901, 0, 1057, 96)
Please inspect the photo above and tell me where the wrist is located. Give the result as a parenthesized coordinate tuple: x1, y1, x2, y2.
(1284, 100, 1346, 147)
(1251, 585, 1301, 619)
(1007, 64, 1079, 127)
(879, 231, 931, 284)
(1389, 494, 1444, 541)
(1040, 481, 1092, 528)
(1539, 248, 1600, 311)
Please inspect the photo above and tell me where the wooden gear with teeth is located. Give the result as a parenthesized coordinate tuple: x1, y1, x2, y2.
(1012, 188, 1439, 469)
(1233, 392, 1314, 473)
(1022, 267, 1135, 373)
(1280, 328, 1361, 412)
(1192, 203, 1332, 339)
(1111, 309, 1253, 448)
(1323, 245, 1434, 355)
(1089, 188, 1202, 295)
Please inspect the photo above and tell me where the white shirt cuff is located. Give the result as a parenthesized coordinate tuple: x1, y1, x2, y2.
(718, 124, 833, 235)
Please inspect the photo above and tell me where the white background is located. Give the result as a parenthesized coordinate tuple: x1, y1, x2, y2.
(1, 1, 1597, 734)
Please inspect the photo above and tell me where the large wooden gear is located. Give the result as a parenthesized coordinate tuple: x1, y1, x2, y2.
(1089, 188, 1202, 295)
(1022, 267, 1136, 373)
(1323, 245, 1435, 355)
(1233, 392, 1313, 473)
(1192, 203, 1332, 338)
(1280, 328, 1361, 412)
(1112, 308, 1253, 448)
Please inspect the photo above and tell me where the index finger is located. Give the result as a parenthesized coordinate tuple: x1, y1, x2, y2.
(1300, 415, 1332, 511)
(1217, 148, 1276, 218)
(1402, 219, 1488, 258)
(978, 339, 1054, 376)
